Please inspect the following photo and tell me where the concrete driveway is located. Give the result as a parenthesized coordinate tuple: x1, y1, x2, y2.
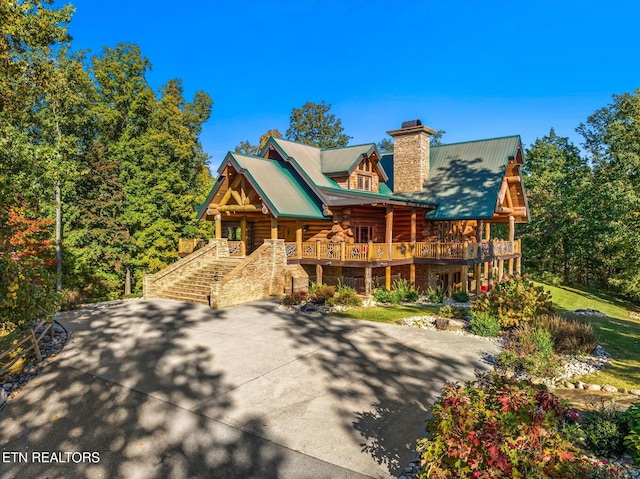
(0, 299, 500, 478)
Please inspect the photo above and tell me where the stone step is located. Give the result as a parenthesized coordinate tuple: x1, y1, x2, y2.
(157, 291, 209, 305)
(161, 285, 210, 297)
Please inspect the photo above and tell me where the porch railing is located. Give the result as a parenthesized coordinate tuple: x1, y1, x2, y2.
(282, 239, 521, 263)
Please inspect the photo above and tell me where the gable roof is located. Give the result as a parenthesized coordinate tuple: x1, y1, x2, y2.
(197, 152, 325, 219)
(404, 135, 523, 220)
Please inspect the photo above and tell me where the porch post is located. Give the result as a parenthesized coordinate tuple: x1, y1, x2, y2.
(316, 264, 323, 285)
(508, 215, 515, 276)
(498, 259, 504, 282)
(487, 263, 494, 291)
(214, 214, 222, 239)
(474, 263, 481, 295)
(385, 266, 392, 290)
(240, 216, 247, 256)
(410, 207, 417, 284)
(461, 265, 468, 293)
(385, 205, 393, 259)
(516, 256, 522, 275)
(364, 267, 372, 296)
(271, 216, 278, 240)
(295, 220, 303, 259)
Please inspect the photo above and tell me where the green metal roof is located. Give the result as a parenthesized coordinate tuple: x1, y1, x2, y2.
(321, 143, 375, 174)
(269, 138, 337, 188)
(228, 153, 325, 219)
(419, 136, 522, 219)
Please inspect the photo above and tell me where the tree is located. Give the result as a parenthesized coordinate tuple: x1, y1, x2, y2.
(577, 89, 640, 300)
(376, 130, 445, 152)
(234, 128, 283, 156)
(520, 129, 592, 284)
(377, 138, 394, 152)
(285, 101, 351, 149)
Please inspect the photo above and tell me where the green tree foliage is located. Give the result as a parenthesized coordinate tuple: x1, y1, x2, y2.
(577, 89, 640, 300)
(235, 128, 282, 156)
(286, 101, 351, 148)
(520, 129, 592, 283)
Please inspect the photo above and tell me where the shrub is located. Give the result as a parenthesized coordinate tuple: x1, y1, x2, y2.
(532, 314, 597, 355)
(471, 276, 555, 328)
(308, 284, 335, 304)
(282, 290, 307, 305)
(328, 284, 362, 307)
(392, 278, 420, 302)
(469, 311, 501, 337)
(580, 403, 629, 457)
(417, 374, 586, 478)
(451, 290, 470, 303)
(373, 286, 400, 304)
(426, 285, 446, 304)
(438, 305, 468, 320)
(623, 401, 640, 465)
(497, 324, 561, 378)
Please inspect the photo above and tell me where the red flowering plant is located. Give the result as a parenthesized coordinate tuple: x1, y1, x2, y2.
(417, 373, 589, 478)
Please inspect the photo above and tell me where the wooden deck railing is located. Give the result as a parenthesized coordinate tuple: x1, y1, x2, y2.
(282, 239, 521, 262)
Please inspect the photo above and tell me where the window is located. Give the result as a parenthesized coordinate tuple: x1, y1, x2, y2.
(356, 174, 372, 191)
(355, 226, 373, 243)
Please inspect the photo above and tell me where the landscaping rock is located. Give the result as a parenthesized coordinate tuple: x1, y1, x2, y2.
(0, 388, 6, 407)
(564, 381, 575, 389)
(586, 384, 602, 391)
(576, 381, 586, 390)
(630, 390, 640, 397)
(602, 384, 618, 393)
(445, 318, 467, 331)
(571, 309, 607, 317)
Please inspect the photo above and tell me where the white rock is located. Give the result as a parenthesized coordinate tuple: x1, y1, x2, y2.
(602, 385, 618, 393)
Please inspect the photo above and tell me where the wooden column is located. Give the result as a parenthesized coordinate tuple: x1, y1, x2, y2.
(516, 256, 522, 275)
(498, 259, 504, 282)
(487, 264, 494, 291)
(461, 265, 468, 293)
(474, 264, 481, 295)
(364, 267, 372, 296)
(508, 216, 515, 242)
(508, 215, 515, 277)
(240, 216, 247, 256)
(410, 207, 417, 243)
(485, 223, 491, 241)
(295, 220, 303, 259)
(214, 214, 222, 239)
(316, 264, 323, 285)
(385, 266, 392, 290)
(271, 216, 278, 240)
(476, 220, 484, 243)
(385, 205, 393, 259)
(410, 207, 417, 284)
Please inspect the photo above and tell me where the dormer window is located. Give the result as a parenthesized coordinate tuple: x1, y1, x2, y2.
(357, 174, 372, 191)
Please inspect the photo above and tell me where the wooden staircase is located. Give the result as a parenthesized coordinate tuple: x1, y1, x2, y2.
(155, 258, 243, 305)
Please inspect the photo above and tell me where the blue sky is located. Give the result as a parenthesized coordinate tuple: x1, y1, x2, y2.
(67, 0, 640, 170)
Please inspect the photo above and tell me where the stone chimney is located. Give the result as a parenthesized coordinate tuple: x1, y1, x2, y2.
(387, 119, 436, 193)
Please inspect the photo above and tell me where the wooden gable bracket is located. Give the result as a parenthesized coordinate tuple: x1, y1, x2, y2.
(215, 171, 260, 213)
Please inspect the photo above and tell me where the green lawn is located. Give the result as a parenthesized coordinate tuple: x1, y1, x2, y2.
(332, 304, 441, 324)
(534, 282, 640, 390)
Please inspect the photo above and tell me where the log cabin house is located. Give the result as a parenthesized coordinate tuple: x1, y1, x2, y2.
(189, 119, 529, 298)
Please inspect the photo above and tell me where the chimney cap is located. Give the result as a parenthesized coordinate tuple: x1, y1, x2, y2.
(401, 119, 422, 128)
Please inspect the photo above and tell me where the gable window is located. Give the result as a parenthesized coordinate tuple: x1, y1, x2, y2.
(356, 174, 372, 192)
(355, 226, 373, 243)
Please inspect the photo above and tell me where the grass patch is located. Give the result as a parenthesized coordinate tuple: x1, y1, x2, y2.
(332, 304, 441, 324)
(534, 281, 640, 390)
